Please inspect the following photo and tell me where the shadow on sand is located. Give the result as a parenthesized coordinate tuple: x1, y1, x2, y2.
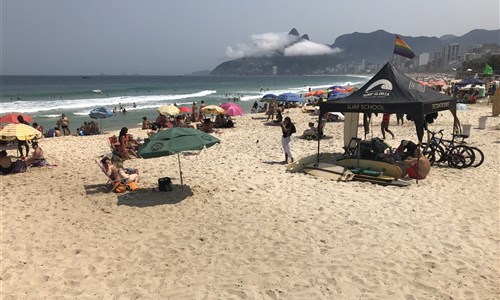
(115, 184, 194, 207)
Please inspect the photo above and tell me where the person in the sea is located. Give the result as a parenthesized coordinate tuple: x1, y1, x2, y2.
(380, 113, 395, 139)
(57, 113, 70, 136)
(280, 116, 296, 163)
(0, 150, 15, 175)
(403, 148, 430, 180)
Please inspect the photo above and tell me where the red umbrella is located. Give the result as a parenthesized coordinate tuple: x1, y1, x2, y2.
(220, 102, 243, 116)
(178, 106, 191, 113)
(0, 113, 33, 124)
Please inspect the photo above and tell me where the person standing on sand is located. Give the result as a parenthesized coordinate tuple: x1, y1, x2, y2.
(280, 117, 296, 163)
(380, 113, 394, 139)
(191, 102, 198, 122)
(57, 113, 70, 136)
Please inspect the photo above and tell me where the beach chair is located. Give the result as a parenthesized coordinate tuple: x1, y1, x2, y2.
(95, 159, 129, 193)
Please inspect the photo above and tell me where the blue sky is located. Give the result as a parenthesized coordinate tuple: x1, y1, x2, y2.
(1, 0, 499, 75)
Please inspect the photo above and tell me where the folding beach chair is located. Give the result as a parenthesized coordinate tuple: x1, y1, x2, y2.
(95, 159, 129, 193)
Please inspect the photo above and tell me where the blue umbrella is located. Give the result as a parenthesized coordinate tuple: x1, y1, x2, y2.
(260, 93, 278, 103)
(89, 107, 113, 119)
(327, 92, 350, 101)
(89, 107, 114, 133)
(276, 93, 303, 103)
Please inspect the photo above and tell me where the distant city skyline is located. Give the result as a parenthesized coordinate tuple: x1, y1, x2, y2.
(1, 0, 499, 75)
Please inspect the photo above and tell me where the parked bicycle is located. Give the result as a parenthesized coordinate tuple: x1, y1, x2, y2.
(422, 129, 476, 168)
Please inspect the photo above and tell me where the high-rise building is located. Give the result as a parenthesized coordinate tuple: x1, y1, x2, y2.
(442, 44, 460, 70)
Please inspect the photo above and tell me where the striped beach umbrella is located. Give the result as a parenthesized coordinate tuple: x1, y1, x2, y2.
(0, 123, 43, 141)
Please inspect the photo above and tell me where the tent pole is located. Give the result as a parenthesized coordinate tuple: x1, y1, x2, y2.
(178, 153, 184, 190)
(316, 114, 322, 164)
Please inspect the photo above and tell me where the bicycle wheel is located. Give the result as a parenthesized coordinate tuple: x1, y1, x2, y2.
(468, 146, 484, 167)
(449, 145, 475, 168)
(421, 143, 436, 165)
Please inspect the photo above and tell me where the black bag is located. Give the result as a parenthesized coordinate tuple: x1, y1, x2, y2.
(158, 177, 173, 192)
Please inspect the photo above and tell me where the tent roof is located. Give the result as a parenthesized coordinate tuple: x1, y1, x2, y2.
(320, 62, 456, 117)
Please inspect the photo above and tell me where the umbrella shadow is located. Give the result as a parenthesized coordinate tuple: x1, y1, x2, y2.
(116, 184, 193, 207)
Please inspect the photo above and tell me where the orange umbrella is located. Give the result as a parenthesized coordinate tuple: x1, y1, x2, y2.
(0, 113, 33, 124)
(313, 90, 325, 96)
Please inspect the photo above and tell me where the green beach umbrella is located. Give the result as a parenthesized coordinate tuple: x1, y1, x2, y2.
(138, 127, 220, 188)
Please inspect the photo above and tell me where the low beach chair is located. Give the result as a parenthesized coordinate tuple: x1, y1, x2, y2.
(95, 159, 128, 193)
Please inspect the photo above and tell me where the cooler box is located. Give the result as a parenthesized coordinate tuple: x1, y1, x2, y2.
(158, 177, 173, 192)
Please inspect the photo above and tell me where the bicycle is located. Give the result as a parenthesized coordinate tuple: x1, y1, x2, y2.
(422, 130, 475, 168)
(451, 133, 485, 168)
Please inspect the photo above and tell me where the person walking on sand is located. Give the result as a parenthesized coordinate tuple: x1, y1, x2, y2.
(381, 113, 394, 140)
(280, 117, 296, 163)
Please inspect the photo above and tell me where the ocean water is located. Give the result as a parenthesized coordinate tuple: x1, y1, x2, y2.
(0, 75, 369, 132)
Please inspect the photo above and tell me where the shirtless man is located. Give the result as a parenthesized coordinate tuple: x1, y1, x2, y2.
(101, 156, 139, 184)
(403, 148, 430, 179)
(57, 114, 70, 136)
(26, 140, 46, 167)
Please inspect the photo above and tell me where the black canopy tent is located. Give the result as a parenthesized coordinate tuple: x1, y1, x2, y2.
(319, 62, 460, 144)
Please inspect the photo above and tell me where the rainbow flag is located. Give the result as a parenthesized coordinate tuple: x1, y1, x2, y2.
(393, 35, 415, 59)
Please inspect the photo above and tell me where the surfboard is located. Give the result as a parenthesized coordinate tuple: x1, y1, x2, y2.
(303, 163, 348, 181)
(352, 175, 411, 187)
(286, 153, 334, 173)
(343, 113, 359, 148)
(336, 158, 402, 178)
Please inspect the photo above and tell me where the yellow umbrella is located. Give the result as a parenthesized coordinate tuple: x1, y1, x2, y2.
(157, 105, 180, 116)
(202, 105, 225, 115)
(0, 123, 43, 141)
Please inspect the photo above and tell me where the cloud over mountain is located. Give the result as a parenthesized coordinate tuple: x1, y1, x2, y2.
(225, 30, 340, 59)
(284, 40, 341, 56)
(225, 32, 298, 59)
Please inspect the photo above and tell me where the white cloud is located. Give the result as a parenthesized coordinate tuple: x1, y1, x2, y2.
(225, 32, 299, 59)
(284, 40, 341, 56)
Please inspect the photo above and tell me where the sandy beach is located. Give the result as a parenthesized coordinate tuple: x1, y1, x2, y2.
(1, 101, 499, 299)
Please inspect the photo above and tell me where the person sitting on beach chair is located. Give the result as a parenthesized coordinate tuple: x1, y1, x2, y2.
(99, 156, 139, 192)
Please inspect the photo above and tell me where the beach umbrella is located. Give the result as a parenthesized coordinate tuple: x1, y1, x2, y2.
(178, 106, 191, 114)
(313, 90, 325, 96)
(0, 123, 43, 141)
(89, 107, 113, 119)
(138, 127, 220, 189)
(276, 93, 303, 103)
(327, 92, 350, 101)
(157, 105, 180, 116)
(220, 102, 243, 116)
(260, 93, 277, 103)
(89, 107, 114, 133)
(201, 105, 225, 115)
(0, 113, 33, 124)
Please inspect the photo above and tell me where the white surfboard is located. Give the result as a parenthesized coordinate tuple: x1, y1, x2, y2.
(286, 153, 334, 173)
(304, 163, 347, 181)
(343, 113, 359, 148)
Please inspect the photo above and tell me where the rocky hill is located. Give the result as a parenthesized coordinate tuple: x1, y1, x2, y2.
(210, 28, 499, 75)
